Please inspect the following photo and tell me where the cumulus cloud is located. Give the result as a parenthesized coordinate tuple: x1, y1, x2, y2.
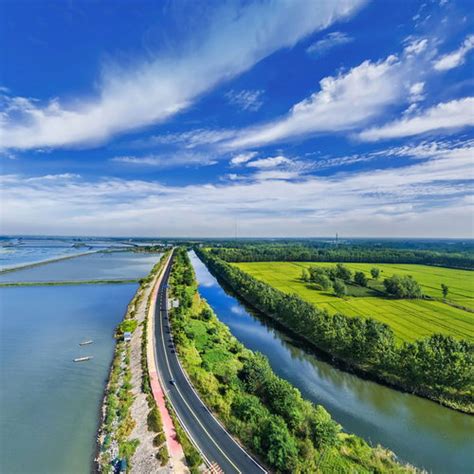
(359, 97, 474, 141)
(0, 0, 365, 150)
(434, 34, 474, 71)
(306, 31, 353, 57)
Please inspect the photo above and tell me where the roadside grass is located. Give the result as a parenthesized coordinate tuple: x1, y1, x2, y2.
(233, 262, 474, 343)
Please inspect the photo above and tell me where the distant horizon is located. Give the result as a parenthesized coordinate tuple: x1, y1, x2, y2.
(2, 234, 473, 242)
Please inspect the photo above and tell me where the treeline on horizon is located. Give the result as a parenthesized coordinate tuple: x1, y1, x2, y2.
(207, 243, 474, 270)
(196, 248, 474, 412)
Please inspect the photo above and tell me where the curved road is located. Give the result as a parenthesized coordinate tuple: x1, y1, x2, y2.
(153, 253, 266, 474)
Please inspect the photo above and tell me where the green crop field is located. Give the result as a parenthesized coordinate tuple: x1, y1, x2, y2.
(233, 261, 474, 343)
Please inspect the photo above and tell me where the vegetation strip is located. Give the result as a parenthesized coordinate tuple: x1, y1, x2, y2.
(209, 244, 474, 270)
(196, 248, 474, 414)
(168, 248, 417, 473)
(96, 252, 174, 473)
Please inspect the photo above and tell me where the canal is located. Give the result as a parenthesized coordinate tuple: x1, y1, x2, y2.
(190, 251, 474, 473)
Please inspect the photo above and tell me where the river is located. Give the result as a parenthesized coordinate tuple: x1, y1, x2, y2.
(189, 252, 474, 474)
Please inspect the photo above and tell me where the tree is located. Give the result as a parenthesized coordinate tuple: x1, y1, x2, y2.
(200, 307, 213, 320)
(354, 271, 368, 287)
(301, 269, 310, 282)
(307, 406, 340, 449)
(335, 263, 352, 281)
(370, 267, 380, 279)
(441, 284, 449, 299)
(333, 279, 347, 298)
(313, 273, 331, 291)
(258, 415, 298, 472)
(383, 275, 422, 299)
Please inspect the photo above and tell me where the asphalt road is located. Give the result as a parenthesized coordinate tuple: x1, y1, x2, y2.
(153, 253, 266, 474)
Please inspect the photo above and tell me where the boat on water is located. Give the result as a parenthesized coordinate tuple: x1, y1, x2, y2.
(79, 340, 94, 346)
(73, 356, 93, 362)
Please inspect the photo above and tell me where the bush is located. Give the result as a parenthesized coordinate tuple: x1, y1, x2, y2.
(333, 279, 347, 298)
(117, 319, 138, 335)
(153, 432, 166, 447)
(147, 407, 162, 432)
(354, 271, 368, 287)
(157, 446, 169, 465)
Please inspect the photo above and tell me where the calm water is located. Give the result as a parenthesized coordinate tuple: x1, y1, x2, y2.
(0, 284, 137, 474)
(190, 252, 474, 473)
(0, 251, 161, 283)
(0, 236, 124, 270)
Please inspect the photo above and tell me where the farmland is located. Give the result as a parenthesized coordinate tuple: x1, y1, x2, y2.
(233, 262, 474, 343)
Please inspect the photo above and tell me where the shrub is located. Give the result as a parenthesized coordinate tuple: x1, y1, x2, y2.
(147, 407, 162, 432)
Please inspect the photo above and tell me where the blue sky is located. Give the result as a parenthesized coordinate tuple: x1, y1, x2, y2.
(1, 0, 473, 237)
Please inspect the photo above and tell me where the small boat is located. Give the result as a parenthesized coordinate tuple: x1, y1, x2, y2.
(79, 340, 94, 346)
(73, 356, 93, 362)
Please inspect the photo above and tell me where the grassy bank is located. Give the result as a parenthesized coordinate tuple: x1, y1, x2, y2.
(233, 262, 474, 342)
(168, 248, 417, 473)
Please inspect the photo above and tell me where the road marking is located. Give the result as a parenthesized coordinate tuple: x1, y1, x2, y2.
(157, 266, 242, 474)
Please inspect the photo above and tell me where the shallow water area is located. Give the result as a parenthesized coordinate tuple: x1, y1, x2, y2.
(0, 251, 161, 283)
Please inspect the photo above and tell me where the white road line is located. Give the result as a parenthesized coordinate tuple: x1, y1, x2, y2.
(157, 272, 241, 474)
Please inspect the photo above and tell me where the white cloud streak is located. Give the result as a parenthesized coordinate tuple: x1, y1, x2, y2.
(225, 89, 264, 111)
(0, 0, 365, 151)
(359, 97, 474, 141)
(434, 34, 474, 71)
(306, 31, 353, 57)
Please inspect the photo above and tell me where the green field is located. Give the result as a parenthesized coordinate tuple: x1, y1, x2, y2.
(233, 262, 474, 343)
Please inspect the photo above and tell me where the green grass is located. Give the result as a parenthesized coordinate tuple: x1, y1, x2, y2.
(233, 262, 474, 343)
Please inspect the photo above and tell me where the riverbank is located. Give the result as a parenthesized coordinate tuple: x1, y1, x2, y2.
(196, 249, 474, 414)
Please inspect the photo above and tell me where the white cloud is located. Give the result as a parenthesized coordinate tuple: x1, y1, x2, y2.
(409, 81, 425, 102)
(434, 34, 474, 71)
(223, 49, 426, 149)
(306, 31, 353, 57)
(0, 0, 365, 150)
(246, 155, 292, 168)
(359, 97, 474, 141)
(111, 152, 217, 168)
(230, 151, 258, 166)
(404, 38, 428, 56)
(225, 89, 264, 111)
(2, 142, 472, 237)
